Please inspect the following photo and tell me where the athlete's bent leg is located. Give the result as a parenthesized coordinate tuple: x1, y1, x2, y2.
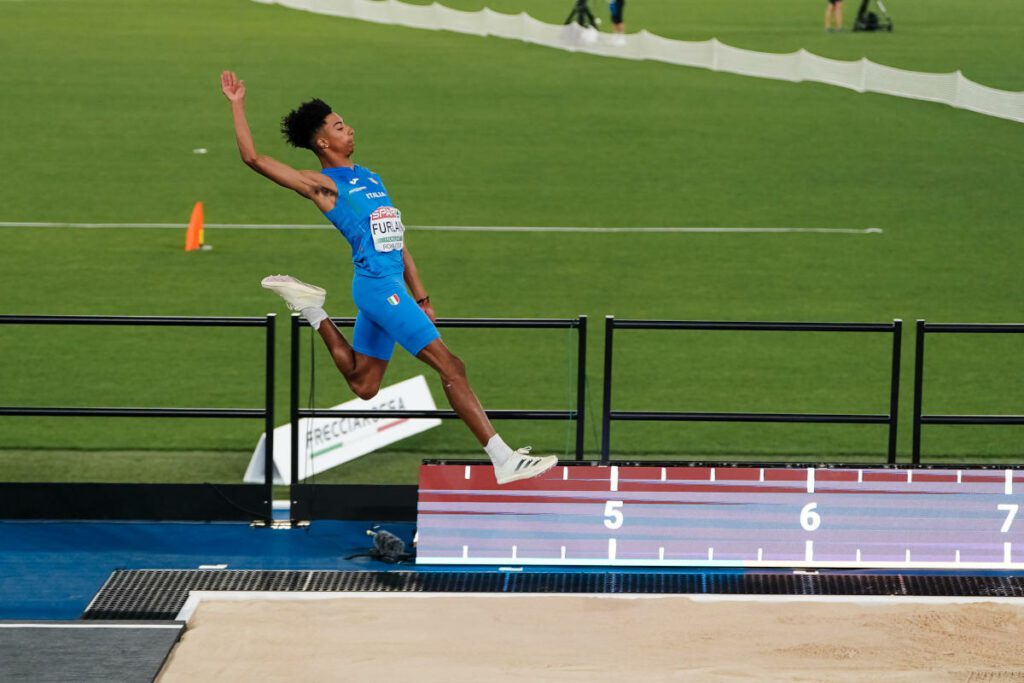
(318, 319, 389, 400)
(260, 275, 389, 400)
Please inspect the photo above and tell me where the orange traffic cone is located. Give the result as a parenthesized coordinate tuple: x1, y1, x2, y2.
(184, 201, 204, 252)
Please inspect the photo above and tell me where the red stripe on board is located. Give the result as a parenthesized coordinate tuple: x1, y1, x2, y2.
(859, 471, 1002, 484)
(416, 500, 732, 513)
(911, 473, 961, 483)
(419, 481, 814, 495)
(418, 487, 959, 504)
(960, 474, 1012, 484)
(418, 469, 612, 491)
(418, 494, 613, 505)
(377, 418, 410, 433)
(613, 484, 867, 495)
(614, 467, 667, 481)
(763, 470, 808, 482)
(711, 468, 764, 482)
(814, 470, 859, 483)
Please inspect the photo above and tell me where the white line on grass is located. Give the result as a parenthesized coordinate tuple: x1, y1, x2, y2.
(0, 221, 883, 234)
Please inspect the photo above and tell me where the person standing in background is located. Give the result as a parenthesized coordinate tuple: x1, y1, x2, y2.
(825, 0, 843, 31)
(609, 0, 626, 45)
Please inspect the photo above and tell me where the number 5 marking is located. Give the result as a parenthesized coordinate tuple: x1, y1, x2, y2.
(604, 501, 624, 530)
(998, 504, 1019, 533)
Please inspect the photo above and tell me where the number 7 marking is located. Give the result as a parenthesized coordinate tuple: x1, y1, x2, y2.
(998, 504, 1019, 533)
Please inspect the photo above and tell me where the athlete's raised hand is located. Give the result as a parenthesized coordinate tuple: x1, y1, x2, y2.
(221, 71, 246, 102)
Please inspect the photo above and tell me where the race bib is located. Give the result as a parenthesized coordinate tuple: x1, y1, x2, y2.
(369, 206, 405, 253)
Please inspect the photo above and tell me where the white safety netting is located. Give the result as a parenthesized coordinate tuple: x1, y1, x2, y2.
(254, 0, 1023, 124)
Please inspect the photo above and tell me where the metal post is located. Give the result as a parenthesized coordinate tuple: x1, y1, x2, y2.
(911, 319, 925, 464)
(574, 316, 587, 461)
(290, 314, 300, 501)
(263, 314, 276, 521)
(886, 319, 902, 464)
(600, 316, 614, 463)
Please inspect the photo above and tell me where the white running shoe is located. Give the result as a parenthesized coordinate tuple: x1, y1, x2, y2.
(260, 275, 326, 311)
(494, 447, 558, 485)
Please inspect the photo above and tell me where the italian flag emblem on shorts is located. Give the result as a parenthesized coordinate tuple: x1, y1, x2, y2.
(387, 293, 400, 306)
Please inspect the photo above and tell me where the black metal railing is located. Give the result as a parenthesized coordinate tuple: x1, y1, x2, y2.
(8, 311, 1024, 522)
(0, 314, 276, 521)
(290, 315, 588, 471)
(912, 320, 1024, 464)
(600, 317, 903, 464)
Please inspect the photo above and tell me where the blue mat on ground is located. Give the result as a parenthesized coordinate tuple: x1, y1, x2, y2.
(0, 519, 415, 620)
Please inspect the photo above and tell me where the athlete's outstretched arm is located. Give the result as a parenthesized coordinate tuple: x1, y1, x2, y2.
(403, 247, 435, 322)
(220, 71, 337, 212)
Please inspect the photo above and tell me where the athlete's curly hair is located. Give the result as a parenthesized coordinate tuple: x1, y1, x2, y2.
(280, 98, 333, 150)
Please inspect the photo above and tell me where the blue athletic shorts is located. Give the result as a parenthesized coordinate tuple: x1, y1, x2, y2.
(350, 274, 440, 361)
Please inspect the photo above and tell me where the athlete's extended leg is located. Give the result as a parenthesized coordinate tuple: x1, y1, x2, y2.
(416, 338, 557, 484)
(416, 339, 492, 444)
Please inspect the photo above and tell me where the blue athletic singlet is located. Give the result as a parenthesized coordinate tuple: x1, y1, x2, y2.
(320, 164, 439, 360)
(321, 165, 405, 278)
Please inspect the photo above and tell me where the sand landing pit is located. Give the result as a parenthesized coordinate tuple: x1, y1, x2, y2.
(159, 594, 1024, 681)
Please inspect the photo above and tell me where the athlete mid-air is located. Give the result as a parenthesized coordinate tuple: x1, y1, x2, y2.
(220, 71, 556, 485)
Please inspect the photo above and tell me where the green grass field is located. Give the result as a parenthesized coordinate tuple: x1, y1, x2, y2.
(1, 0, 1021, 485)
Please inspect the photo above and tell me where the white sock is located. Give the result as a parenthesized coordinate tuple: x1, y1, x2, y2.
(301, 306, 328, 330)
(484, 434, 514, 467)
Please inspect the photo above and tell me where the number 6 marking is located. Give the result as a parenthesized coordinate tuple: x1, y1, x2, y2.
(998, 503, 1018, 533)
(800, 502, 821, 531)
(604, 501, 624, 530)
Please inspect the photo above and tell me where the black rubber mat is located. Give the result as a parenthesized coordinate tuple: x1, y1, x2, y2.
(83, 569, 1024, 621)
(0, 621, 182, 683)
